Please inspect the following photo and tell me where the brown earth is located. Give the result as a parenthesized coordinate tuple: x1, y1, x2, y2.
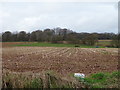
(2, 44, 118, 77)
(2, 42, 34, 47)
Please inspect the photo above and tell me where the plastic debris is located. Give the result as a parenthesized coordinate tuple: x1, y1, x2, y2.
(96, 46, 99, 48)
(74, 73, 85, 78)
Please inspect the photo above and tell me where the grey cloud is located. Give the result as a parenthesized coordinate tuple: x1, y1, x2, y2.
(0, 2, 118, 33)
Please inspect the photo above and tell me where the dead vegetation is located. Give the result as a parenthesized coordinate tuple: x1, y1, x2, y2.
(2, 69, 88, 88)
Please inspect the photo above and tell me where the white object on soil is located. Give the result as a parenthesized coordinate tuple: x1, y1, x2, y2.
(74, 73, 85, 78)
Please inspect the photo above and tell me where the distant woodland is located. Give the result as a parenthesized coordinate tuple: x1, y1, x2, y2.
(2, 27, 119, 47)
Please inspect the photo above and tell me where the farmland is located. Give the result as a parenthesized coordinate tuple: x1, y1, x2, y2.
(1, 42, 119, 88)
(2, 41, 112, 48)
(1, 1, 119, 88)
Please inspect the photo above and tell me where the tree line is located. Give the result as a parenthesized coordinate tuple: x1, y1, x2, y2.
(2, 27, 119, 47)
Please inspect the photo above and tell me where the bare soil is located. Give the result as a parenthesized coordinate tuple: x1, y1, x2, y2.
(2, 42, 34, 47)
(2, 44, 118, 77)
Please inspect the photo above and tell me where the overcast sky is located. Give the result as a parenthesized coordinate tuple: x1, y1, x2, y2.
(0, 1, 118, 33)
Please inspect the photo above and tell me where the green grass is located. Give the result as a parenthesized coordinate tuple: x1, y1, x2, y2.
(77, 71, 119, 88)
(14, 42, 105, 48)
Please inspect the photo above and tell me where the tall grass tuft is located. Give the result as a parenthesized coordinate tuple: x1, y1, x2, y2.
(2, 70, 85, 88)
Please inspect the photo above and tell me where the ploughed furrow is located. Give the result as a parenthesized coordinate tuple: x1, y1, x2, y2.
(2, 47, 50, 55)
(41, 48, 66, 56)
(70, 48, 80, 57)
(38, 48, 67, 58)
(2, 47, 118, 76)
(63, 48, 76, 57)
(3, 47, 65, 61)
(62, 48, 75, 57)
(78, 48, 98, 54)
(19, 47, 53, 55)
(51, 48, 71, 57)
(3, 47, 52, 61)
(33, 47, 59, 56)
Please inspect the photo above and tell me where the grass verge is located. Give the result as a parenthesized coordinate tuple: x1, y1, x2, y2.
(2, 70, 119, 88)
(14, 42, 105, 48)
(2, 70, 86, 88)
(76, 71, 119, 88)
